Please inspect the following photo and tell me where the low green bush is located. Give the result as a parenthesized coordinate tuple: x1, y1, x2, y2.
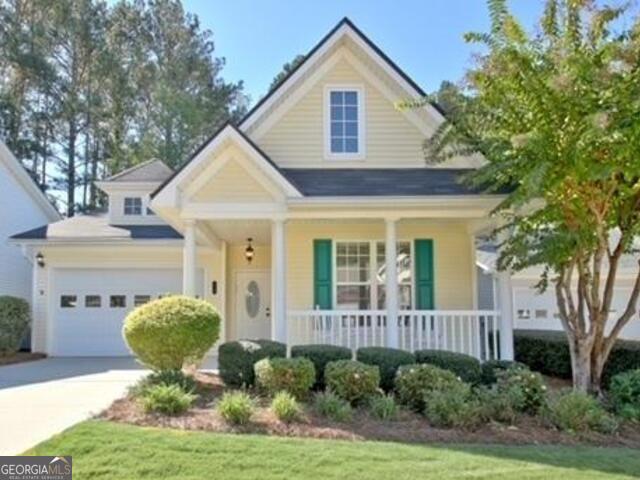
(218, 339, 286, 387)
(395, 364, 462, 411)
(290, 344, 352, 389)
(609, 369, 640, 421)
(129, 369, 196, 397)
(313, 391, 352, 422)
(474, 386, 519, 425)
(368, 394, 399, 421)
(325, 360, 380, 405)
(356, 347, 415, 392)
(0, 296, 30, 356)
(514, 330, 640, 386)
(496, 365, 547, 414)
(548, 390, 618, 434)
(217, 391, 255, 425)
(271, 391, 301, 423)
(123, 295, 220, 370)
(254, 357, 315, 399)
(480, 360, 526, 385)
(414, 349, 482, 384)
(423, 382, 480, 429)
(141, 384, 195, 415)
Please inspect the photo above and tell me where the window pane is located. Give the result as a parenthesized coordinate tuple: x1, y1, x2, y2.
(345, 106, 358, 121)
(328, 90, 359, 155)
(134, 295, 151, 307)
(110, 295, 126, 308)
(331, 138, 343, 152)
(345, 138, 358, 153)
(337, 285, 371, 310)
(377, 285, 412, 310)
(60, 295, 77, 308)
(344, 91, 358, 105)
(85, 295, 101, 308)
(345, 121, 358, 136)
(330, 106, 343, 120)
(331, 122, 344, 136)
(330, 91, 343, 104)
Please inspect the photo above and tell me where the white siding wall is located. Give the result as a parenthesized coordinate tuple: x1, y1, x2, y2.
(0, 160, 52, 301)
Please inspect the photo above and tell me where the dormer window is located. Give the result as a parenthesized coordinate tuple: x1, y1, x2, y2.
(325, 86, 365, 160)
(124, 197, 142, 215)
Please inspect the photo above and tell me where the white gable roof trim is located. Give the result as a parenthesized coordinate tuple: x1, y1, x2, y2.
(0, 141, 60, 221)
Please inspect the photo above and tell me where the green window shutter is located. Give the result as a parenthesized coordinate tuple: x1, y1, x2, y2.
(414, 239, 435, 310)
(313, 239, 332, 309)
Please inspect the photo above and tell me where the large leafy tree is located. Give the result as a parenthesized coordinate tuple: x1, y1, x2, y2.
(425, 0, 640, 393)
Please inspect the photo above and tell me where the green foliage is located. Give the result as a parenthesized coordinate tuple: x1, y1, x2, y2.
(395, 364, 462, 411)
(423, 382, 480, 429)
(474, 386, 519, 424)
(129, 369, 196, 397)
(254, 357, 315, 400)
(609, 369, 640, 421)
(496, 366, 547, 414)
(218, 340, 286, 388)
(0, 296, 30, 356)
(414, 349, 482, 384)
(548, 390, 618, 434)
(356, 347, 415, 392)
(269, 54, 306, 91)
(217, 391, 255, 425)
(368, 394, 399, 421)
(515, 331, 640, 386)
(481, 360, 526, 385)
(141, 384, 195, 415)
(313, 391, 353, 422)
(291, 344, 352, 389)
(271, 391, 301, 423)
(123, 296, 220, 370)
(324, 360, 380, 405)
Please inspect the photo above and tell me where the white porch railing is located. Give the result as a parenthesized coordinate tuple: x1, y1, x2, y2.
(287, 310, 502, 361)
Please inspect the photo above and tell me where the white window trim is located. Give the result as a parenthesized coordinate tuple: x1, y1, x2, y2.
(332, 239, 414, 310)
(323, 84, 366, 161)
(123, 196, 142, 216)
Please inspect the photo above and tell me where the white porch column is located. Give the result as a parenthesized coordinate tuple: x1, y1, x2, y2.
(385, 218, 399, 348)
(182, 219, 198, 296)
(497, 270, 515, 360)
(271, 218, 287, 343)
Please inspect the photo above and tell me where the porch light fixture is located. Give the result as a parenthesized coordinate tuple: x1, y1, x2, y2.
(35, 252, 45, 268)
(245, 238, 255, 264)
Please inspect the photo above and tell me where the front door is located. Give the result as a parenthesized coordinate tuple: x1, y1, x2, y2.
(235, 270, 271, 340)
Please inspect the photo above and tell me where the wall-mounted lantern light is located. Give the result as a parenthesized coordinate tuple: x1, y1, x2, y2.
(35, 252, 45, 268)
(245, 238, 254, 264)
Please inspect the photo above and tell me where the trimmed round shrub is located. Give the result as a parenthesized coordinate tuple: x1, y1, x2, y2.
(141, 384, 195, 415)
(414, 349, 482, 384)
(291, 344, 352, 389)
(217, 391, 255, 425)
(313, 391, 352, 422)
(271, 391, 301, 423)
(218, 339, 286, 387)
(129, 369, 196, 397)
(549, 390, 618, 434)
(496, 365, 547, 414)
(254, 357, 315, 399)
(368, 394, 398, 421)
(356, 347, 414, 392)
(395, 363, 462, 411)
(609, 369, 640, 420)
(123, 295, 220, 370)
(0, 296, 30, 356)
(480, 360, 526, 385)
(325, 360, 380, 405)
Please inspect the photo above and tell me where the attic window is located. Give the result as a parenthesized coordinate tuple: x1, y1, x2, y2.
(124, 197, 142, 215)
(325, 86, 364, 159)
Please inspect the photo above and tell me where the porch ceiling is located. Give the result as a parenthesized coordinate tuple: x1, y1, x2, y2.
(203, 219, 271, 245)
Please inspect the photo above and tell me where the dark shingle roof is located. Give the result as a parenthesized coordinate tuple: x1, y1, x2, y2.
(280, 168, 482, 196)
(107, 159, 173, 183)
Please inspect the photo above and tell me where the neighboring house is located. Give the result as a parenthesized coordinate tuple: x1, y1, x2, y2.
(11, 18, 513, 359)
(476, 245, 640, 340)
(0, 140, 60, 309)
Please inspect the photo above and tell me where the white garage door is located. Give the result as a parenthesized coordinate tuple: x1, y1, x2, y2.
(51, 268, 204, 356)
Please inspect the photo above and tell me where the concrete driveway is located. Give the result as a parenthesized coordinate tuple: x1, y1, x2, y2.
(0, 357, 147, 455)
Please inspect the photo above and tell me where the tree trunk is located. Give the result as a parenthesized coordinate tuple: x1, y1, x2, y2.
(67, 118, 77, 217)
(568, 334, 593, 393)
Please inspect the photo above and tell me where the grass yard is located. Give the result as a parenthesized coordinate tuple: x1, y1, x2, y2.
(26, 420, 640, 479)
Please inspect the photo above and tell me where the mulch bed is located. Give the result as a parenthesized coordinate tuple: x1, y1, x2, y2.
(0, 352, 46, 366)
(100, 372, 640, 448)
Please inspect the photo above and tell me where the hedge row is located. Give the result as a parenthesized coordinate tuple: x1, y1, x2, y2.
(514, 330, 640, 386)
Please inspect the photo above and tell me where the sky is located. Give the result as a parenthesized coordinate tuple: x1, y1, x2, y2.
(183, 0, 546, 105)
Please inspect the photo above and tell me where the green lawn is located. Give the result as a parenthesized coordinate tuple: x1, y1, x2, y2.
(26, 420, 639, 480)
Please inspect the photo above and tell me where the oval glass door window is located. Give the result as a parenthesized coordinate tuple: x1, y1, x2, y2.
(245, 280, 260, 318)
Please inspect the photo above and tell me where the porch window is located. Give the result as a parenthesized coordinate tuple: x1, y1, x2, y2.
(124, 197, 142, 215)
(326, 87, 364, 159)
(334, 241, 413, 310)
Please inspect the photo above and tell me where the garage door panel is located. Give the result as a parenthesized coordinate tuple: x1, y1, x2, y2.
(52, 268, 204, 356)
